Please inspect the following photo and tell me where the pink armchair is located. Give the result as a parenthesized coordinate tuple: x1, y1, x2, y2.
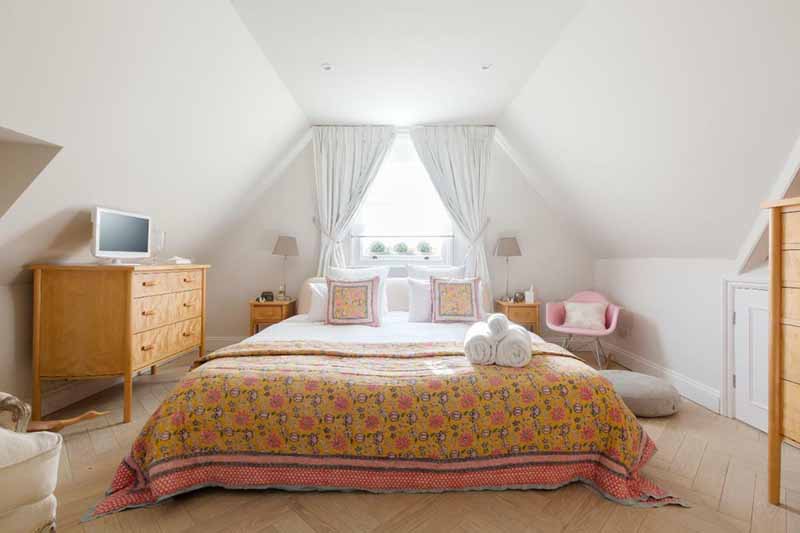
(545, 291, 621, 368)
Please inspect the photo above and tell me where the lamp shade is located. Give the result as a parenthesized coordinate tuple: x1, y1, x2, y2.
(494, 237, 521, 257)
(272, 235, 299, 256)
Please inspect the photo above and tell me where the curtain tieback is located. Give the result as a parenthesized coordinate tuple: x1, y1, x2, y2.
(466, 217, 490, 248)
(313, 216, 342, 245)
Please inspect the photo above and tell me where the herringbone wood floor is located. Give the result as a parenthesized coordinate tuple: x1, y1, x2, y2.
(51, 352, 800, 532)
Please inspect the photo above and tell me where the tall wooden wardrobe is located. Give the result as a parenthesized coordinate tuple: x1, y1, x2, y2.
(763, 197, 800, 504)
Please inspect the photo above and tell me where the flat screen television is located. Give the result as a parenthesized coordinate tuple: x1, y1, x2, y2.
(92, 207, 151, 263)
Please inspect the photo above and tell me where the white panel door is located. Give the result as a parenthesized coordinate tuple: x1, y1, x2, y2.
(733, 288, 769, 432)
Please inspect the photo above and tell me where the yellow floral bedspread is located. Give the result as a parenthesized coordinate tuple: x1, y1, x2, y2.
(91, 340, 679, 518)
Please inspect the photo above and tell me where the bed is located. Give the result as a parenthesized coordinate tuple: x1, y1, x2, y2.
(89, 278, 679, 519)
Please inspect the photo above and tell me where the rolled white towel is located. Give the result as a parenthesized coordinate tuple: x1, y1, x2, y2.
(495, 325, 532, 368)
(486, 313, 509, 340)
(464, 322, 495, 365)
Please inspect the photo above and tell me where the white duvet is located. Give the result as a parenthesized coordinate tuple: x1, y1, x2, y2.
(245, 311, 544, 345)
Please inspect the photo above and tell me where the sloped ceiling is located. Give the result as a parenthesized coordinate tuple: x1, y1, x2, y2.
(0, 1, 308, 286)
(499, 0, 800, 258)
(231, 0, 584, 124)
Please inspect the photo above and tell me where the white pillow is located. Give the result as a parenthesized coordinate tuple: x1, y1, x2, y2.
(307, 282, 328, 322)
(327, 266, 390, 315)
(407, 264, 465, 280)
(564, 302, 608, 330)
(408, 278, 432, 322)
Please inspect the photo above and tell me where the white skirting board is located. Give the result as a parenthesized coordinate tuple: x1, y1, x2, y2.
(544, 335, 721, 413)
(605, 342, 720, 413)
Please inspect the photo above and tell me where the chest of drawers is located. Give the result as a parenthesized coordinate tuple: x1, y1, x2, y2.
(30, 263, 210, 422)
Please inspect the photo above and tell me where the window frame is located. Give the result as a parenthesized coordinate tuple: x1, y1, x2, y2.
(348, 133, 454, 267)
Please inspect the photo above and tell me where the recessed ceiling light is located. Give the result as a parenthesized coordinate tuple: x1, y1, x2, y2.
(321, 63, 333, 72)
(481, 64, 492, 71)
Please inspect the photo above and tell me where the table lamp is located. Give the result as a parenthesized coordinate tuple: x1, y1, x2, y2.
(494, 237, 521, 301)
(272, 235, 298, 300)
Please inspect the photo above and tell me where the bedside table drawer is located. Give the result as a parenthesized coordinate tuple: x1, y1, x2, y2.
(507, 307, 537, 324)
(252, 306, 284, 322)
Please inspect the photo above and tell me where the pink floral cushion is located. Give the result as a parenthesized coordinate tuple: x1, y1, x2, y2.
(430, 277, 481, 323)
(326, 276, 381, 327)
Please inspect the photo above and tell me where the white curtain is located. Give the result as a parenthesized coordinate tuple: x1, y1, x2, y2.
(410, 125, 495, 302)
(313, 125, 396, 276)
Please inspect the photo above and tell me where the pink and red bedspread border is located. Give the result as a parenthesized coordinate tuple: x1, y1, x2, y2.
(88, 431, 682, 519)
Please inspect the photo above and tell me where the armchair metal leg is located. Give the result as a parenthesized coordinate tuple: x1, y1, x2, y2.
(563, 334, 573, 351)
(594, 338, 607, 369)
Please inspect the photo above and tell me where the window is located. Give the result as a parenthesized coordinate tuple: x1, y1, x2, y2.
(350, 134, 453, 265)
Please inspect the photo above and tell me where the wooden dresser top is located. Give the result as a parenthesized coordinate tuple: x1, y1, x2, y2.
(28, 263, 210, 272)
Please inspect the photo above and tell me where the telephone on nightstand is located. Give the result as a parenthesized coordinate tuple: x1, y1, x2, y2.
(256, 291, 274, 303)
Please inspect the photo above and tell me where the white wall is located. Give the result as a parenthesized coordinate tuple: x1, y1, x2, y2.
(205, 140, 594, 340)
(495, 0, 800, 414)
(205, 143, 320, 342)
(593, 258, 736, 410)
(483, 144, 594, 305)
(500, 0, 800, 259)
(0, 0, 308, 405)
(0, 285, 31, 398)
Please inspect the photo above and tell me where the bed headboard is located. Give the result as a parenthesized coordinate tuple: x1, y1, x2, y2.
(298, 277, 411, 314)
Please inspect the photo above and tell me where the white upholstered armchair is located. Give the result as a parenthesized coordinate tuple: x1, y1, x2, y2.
(0, 393, 61, 533)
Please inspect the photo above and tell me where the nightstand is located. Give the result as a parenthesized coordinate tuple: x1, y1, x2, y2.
(250, 299, 296, 335)
(494, 300, 541, 335)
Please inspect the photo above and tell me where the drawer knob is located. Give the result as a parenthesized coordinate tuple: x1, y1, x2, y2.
(183, 277, 193, 283)
(141, 310, 157, 316)
(183, 302, 194, 307)
(182, 331, 192, 337)
(141, 344, 155, 351)
(142, 280, 159, 287)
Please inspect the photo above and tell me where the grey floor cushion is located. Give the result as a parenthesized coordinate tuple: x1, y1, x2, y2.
(599, 369, 681, 417)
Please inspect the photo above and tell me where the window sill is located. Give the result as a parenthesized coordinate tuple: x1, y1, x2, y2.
(351, 257, 451, 267)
